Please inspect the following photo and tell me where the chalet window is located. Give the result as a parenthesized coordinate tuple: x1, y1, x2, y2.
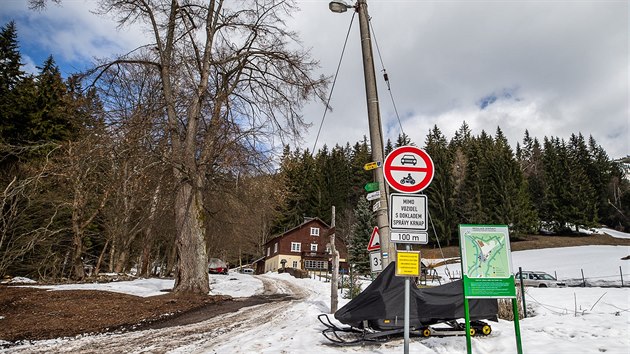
(292, 261, 298, 268)
(304, 260, 327, 269)
(310, 243, 318, 252)
(291, 242, 301, 252)
(274, 243, 278, 253)
(266, 247, 270, 257)
(310, 227, 320, 236)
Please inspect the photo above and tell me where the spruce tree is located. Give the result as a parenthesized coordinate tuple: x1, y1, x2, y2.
(395, 132, 412, 148)
(349, 137, 372, 206)
(542, 137, 577, 232)
(349, 196, 373, 275)
(384, 138, 393, 156)
(29, 56, 73, 142)
(566, 134, 597, 230)
(484, 128, 536, 235)
(518, 132, 545, 225)
(0, 21, 26, 145)
(424, 125, 455, 245)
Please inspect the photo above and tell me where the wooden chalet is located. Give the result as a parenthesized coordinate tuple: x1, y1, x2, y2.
(263, 218, 348, 274)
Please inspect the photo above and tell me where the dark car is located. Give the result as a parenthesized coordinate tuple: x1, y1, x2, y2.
(208, 258, 228, 274)
(400, 154, 417, 165)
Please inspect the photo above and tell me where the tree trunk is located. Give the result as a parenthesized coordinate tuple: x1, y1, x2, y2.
(140, 240, 152, 277)
(163, 243, 176, 278)
(94, 239, 110, 275)
(71, 230, 85, 280)
(140, 183, 161, 277)
(114, 249, 129, 273)
(330, 206, 339, 313)
(172, 180, 209, 294)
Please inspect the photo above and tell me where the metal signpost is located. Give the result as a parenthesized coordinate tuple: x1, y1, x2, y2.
(459, 225, 523, 354)
(382, 145, 434, 354)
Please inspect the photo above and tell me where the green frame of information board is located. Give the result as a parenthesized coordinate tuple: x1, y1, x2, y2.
(458, 224, 522, 354)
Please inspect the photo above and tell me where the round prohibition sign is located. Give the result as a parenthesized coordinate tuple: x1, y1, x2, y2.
(383, 146, 434, 193)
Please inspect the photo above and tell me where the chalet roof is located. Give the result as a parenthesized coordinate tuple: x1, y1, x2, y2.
(265, 217, 331, 246)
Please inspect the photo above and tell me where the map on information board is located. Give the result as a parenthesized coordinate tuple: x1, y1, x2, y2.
(460, 225, 512, 278)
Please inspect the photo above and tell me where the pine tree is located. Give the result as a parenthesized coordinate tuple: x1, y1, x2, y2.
(483, 128, 536, 235)
(518, 132, 545, 224)
(29, 56, 75, 142)
(566, 134, 597, 230)
(424, 125, 455, 245)
(348, 196, 373, 275)
(395, 133, 412, 148)
(273, 146, 308, 233)
(384, 138, 393, 156)
(328, 144, 352, 216)
(455, 133, 489, 224)
(0, 21, 26, 145)
(541, 137, 577, 232)
(349, 137, 372, 206)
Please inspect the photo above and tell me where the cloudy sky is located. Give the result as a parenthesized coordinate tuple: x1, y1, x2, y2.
(2, 0, 628, 159)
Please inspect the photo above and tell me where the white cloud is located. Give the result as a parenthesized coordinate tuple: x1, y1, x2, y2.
(292, 0, 629, 158)
(2, 0, 627, 158)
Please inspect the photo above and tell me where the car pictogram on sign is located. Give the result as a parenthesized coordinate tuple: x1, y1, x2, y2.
(400, 154, 417, 165)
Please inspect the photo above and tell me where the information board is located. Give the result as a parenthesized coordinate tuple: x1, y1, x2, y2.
(459, 224, 516, 298)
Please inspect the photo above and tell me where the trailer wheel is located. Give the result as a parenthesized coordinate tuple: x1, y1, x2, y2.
(481, 325, 492, 335)
(422, 328, 431, 337)
(469, 327, 476, 336)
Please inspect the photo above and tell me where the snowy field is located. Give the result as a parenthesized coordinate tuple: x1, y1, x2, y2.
(2, 243, 629, 353)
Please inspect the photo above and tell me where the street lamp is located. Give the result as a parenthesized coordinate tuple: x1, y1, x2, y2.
(328, 1, 353, 13)
(328, 0, 392, 269)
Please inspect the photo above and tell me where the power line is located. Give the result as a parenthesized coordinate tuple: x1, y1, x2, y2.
(369, 17, 405, 137)
(311, 11, 357, 154)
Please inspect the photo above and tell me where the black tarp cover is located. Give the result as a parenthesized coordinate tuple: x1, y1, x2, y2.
(335, 262, 498, 328)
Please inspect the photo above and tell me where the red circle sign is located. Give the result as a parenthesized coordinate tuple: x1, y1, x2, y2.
(383, 146, 434, 193)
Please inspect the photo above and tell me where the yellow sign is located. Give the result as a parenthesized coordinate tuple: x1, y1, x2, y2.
(363, 161, 382, 171)
(396, 251, 421, 277)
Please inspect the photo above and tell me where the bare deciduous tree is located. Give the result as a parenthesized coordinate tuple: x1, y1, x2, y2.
(55, 136, 112, 280)
(0, 144, 62, 277)
(90, 0, 327, 294)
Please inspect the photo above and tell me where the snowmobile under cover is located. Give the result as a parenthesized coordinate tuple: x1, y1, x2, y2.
(319, 262, 498, 344)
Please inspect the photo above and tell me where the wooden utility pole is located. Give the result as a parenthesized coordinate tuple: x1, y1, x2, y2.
(356, 0, 392, 267)
(330, 206, 339, 313)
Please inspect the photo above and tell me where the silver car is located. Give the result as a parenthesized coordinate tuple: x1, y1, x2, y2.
(515, 271, 566, 288)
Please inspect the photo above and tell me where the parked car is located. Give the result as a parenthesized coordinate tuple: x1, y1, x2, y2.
(208, 258, 228, 274)
(239, 268, 254, 275)
(514, 270, 566, 288)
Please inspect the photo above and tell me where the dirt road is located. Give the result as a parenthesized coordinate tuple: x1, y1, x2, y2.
(3, 275, 309, 354)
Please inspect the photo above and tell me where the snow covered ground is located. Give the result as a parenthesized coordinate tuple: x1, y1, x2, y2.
(2, 244, 629, 353)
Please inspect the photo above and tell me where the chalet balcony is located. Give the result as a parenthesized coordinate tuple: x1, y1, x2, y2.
(301, 251, 330, 259)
